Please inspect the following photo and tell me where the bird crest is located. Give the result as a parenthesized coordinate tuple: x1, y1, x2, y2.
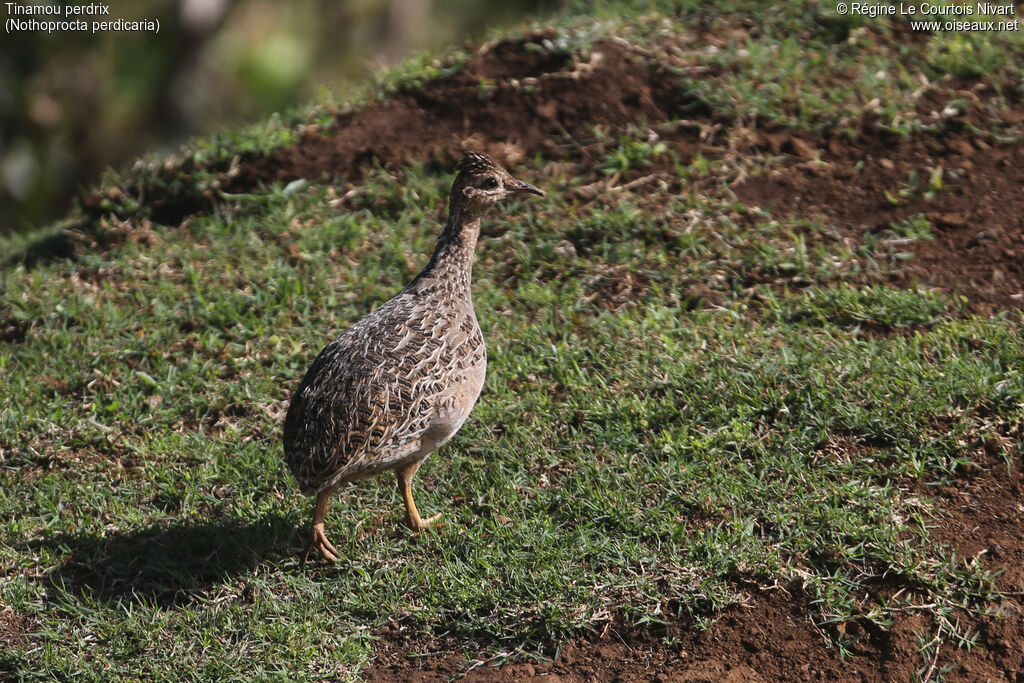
(457, 150, 500, 176)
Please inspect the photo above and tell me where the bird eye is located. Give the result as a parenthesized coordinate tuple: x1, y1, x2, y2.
(483, 177, 499, 189)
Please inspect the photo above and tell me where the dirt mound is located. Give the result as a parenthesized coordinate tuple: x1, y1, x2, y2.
(228, 33, 695, 190)
(71, 33, 1023, 315)
(225, 33, 1024, 316)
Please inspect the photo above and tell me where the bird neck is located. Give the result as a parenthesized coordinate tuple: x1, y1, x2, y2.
(412, 204, 482, 299)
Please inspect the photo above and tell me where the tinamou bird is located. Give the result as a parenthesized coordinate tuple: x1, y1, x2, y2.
(283, 151, 544, 562)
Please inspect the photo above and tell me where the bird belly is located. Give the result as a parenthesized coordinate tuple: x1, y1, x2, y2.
(426, 354, 486, 450)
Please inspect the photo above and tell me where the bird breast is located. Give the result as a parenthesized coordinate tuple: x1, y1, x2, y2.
(417, 305, 487, 450)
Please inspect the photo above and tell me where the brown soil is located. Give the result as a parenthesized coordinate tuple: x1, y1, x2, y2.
(0, 607, 31, 679)
(226, 32, 692, 193)
(734, 121, 1024, 316)
(0, 608, 29, 649)
(66, 31, 1024, 680)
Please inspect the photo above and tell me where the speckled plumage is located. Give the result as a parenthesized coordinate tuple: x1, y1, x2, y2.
(283, 151, 543, 562)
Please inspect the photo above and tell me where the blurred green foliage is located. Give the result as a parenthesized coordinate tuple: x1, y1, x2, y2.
(0, 0, 555, 234)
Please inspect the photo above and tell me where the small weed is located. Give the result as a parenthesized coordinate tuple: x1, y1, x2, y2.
(599, 129, 671, 175)
(885, 167, 947, 205)
(890, 214, 935, 242)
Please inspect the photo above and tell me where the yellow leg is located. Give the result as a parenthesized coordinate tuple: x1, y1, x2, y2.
(396, 460, 442, 532)
(300, 487, 341, 564)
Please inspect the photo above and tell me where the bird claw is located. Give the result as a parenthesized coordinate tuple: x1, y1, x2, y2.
(407, 511, 443, 532)
(300, 523, 340, 564)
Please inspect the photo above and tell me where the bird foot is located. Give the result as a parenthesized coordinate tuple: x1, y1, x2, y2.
(406, 512, 443, 533)
(300, 523, 340, 564)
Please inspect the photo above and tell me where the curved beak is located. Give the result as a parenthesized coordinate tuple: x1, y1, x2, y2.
(510, 179, 544, 197)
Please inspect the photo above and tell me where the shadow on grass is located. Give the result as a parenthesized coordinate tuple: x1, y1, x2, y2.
(43, 512, 301, 607)
(2, 230, 78, 269)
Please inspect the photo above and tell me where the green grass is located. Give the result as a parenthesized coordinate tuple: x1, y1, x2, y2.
(3, 0, 1024, 679)
(3, 160, 1021, 678)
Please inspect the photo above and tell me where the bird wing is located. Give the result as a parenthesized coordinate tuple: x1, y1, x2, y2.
(282, 295, 471, 494)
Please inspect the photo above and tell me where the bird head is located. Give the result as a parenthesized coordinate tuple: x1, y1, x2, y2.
(451, 151, 544, 216)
